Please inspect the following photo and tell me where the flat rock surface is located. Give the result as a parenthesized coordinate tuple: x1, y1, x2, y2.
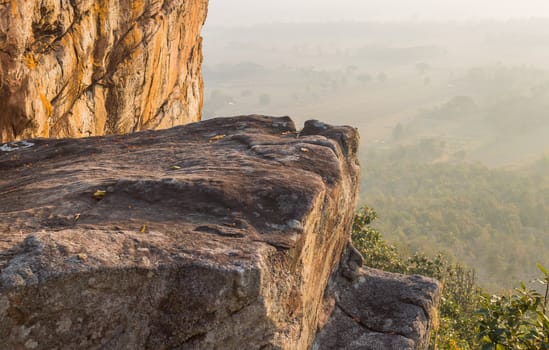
(0, 115, 361, 349)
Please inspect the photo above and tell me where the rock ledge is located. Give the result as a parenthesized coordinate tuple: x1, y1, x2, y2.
(0, 116, 440, 349)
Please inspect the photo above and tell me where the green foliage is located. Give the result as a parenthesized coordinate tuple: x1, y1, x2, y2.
(351, 207, 405, 273)
(352, 207, 549, 349)
(478, 265, 549, 349)
(362, 148, 549, 290)
(407, 253, 481, 349)
(352, 207, 482, 349)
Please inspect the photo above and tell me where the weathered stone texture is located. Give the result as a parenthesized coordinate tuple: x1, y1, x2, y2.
(0, 116, 440, 349)
(0, 116, 361, 349)
(313, 246, 442, 350)
(0, 0, 208, 142)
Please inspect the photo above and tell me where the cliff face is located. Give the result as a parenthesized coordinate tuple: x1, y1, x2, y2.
(314, 247, 441, 350)
(0, 0, 208, 142)
(0, 116, 440, 349)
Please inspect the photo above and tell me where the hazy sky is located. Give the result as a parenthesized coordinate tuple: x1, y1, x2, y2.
(207, 0, 549, 26)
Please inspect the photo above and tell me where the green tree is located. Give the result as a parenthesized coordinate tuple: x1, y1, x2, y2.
(352, 207, 549, 349)
(478, 264, 549, 349)
(352, 207, 405, 273)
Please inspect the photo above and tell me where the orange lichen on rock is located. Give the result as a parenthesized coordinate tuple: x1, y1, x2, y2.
(39, 93, 53, 117)
(24, 54, 37, 70)
(10, 0, 17, 15)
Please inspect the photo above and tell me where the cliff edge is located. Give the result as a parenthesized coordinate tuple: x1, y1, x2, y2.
(0, 116, 440, 349)
(0, 0, 208, 142)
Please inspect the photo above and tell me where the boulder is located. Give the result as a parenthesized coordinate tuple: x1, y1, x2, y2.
(313, 247, 442, 350)
(0, 0, 208, 142)
(0, 116, 440, 349)
(0, 116, 360, 349)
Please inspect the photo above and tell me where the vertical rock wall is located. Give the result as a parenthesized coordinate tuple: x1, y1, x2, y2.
(0, 0, 208, 142)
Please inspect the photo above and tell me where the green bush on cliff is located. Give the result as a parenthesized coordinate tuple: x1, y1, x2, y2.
(351, 206, 549, 350)
(352, 207, 406, 273)
(352, 206, 481, 348)
(477, 264, 549, 349)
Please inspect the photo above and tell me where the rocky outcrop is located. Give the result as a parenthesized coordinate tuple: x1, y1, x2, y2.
(0, 116, 440, 349)
(313, 247, 441, 350)
(0, 0, 208, 142)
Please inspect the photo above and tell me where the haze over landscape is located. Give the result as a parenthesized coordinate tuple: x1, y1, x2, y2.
(0, 0, 547, 348)
(208, 0, 549, 24)
(203, 1, 549, 292)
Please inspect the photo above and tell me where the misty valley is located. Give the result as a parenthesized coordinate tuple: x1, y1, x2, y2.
(203, 19, 549, 292)
(2, 3, 548, 347)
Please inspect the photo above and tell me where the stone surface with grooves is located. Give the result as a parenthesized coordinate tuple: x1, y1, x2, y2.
(313, 245, 442, 350)
(0, 0, 208, 142)
(0, 115, 360, 349)
(0, 115, 440, 349)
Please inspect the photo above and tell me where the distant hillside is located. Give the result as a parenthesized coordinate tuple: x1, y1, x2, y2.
(361, 143, 549, 291)
(203, 20, 549, 291)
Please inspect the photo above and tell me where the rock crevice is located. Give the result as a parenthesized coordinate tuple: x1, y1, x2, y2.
(313, 245, 441, 350)
(0, 0, 208, 142)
